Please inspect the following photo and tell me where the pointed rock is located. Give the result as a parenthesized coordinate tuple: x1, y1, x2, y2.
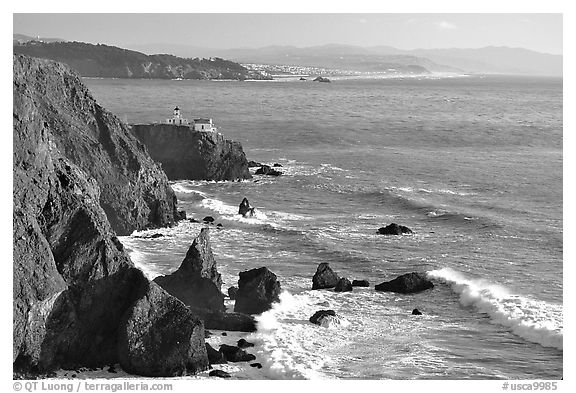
(312, 263, 339, 290)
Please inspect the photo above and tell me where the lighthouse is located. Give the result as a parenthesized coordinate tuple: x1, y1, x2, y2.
(166, 106, 189, 125)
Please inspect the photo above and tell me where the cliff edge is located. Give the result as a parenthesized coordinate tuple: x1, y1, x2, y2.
(13, 54, 208, 376)
(131, 124, 252, 181)
(14, 54, 178, 236)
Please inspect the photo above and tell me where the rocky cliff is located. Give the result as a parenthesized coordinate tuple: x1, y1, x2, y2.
(13, 41, 272, 80)
(13, 54, 208, 376)
(130, 124, 252, 181)
(14, 54, 178, 236)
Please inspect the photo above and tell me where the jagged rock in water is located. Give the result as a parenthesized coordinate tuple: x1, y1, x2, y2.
(218, 345, 256, 363)
(335, 278, 353, 292)
(255, 165, 282, 176)
(154, 228, 224, 311)
(312, 263, 340, 290)
(237, 339, 255, 349)
(412, 308, 423, 315)
(203, 216, 215, 223)
(313, 76, 331, 83)
(238, 197, 256, 217)
(352, 279, 370, 287)
(117, 281, 209, 377)
(375, 273, 434, 294)
(247, 160, 262, 168)
(234, 267, 281, 315)
(205, 343, 226, 365)
(13, 54, 206, 377)
(13, 54, 178, 236)
(130, 124, 252, 181)
(377, 223, 413, 235)
(250, 363, 263, 368)
(309, 310, 337, 325)
(273, 163, 283, 167)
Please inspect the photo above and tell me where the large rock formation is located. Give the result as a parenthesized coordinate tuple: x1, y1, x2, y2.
(312, 263, 340, 290)
(375, 273, 434, 294)
(234, 267, 282, 315)
(154, 229, 224, 312)
(130, 124, 252, 181)
(13, 54, 178, 236)
(13, 55, 207, 376)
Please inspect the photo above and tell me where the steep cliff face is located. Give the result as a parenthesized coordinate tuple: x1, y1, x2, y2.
(13, 54, 208, 376)
(14, 54, 178, 235)
(131, 124, 252, 181)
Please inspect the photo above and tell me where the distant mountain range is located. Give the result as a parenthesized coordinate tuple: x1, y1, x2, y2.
(13, 39, 271, 80)
(13, 33, 66, 44)
(127, 43, 563, 77)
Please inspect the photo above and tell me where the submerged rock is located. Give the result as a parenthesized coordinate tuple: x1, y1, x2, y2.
(309, 310, 337, 325)
(352, 279, 370, 287)
(312, 263, 340, 290)
(313, 76, 331, 83)
(250, 362, 263, 368)
(234, 267, 282, 315)
(247, 160, 262, 168)
(255, 165, 282, 176)
(335, 278, 353, 292)
(375, 273, 434, 294)
(238, 197, 256, 217)
(203, 216, 215, 223)
(377, 223, 413, 235)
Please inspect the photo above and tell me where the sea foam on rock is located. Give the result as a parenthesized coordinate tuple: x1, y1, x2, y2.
(375, 272, 434, 294)
(13, 54, 207, 377)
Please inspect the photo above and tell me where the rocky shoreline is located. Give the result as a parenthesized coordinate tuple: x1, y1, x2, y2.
(13, 54, 436, 379)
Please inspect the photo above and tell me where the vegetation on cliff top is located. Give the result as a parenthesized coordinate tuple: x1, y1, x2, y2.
(13, 41, 272, 80)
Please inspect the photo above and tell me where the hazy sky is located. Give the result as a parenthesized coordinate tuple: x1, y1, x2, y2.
(13, 13, 563, 54)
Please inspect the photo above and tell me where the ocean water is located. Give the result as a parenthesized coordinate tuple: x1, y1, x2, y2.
(85, 75, 563, 380)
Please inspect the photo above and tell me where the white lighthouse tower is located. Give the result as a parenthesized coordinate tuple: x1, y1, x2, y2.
(166, 106, 189, 125)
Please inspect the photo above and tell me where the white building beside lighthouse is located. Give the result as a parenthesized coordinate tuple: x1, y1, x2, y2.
(166, 106, 189, 125)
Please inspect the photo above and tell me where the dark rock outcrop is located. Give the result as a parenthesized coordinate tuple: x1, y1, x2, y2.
(247, 160, 262, 168)
(13, 55, 206, 377)
(203, 216, 215, 223)
(130, 124, 252, 181)
(218, 345, 256, 363)
(255, 165, 282, 176)
(238, 197, 256, 217)
(375, 273, 434, 294)
(250, 363, 263, 369)
(117, 281, 209, 377)
(237, 339, 254, 349)
(234, 267, 282, 315)
(309, 310, 336, 325)
(412, 309, 423, 315)
(154, 228, 224, 312)
(352, 279, 370, 287)
(313, 76, 331, 83)
(205, 343, 226, 365)
(312, 263, 340, 290)
(377, 223, 413, 235)
(200, 310, 257, 332)
(228, 286, 238, 300)
(209, 369, 231, 378)
(273, 163, 283, 167)
(334, 278, 353, 292)
(13, 54, 178, 236)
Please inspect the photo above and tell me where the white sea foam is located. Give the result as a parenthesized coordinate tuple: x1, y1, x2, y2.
(170, 182, 208, 197)
(428, 268, 563, 350)
(124, 247, 163, 280)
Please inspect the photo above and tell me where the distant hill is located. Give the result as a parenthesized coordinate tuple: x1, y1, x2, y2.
(128, 42, 562, 77)
(13, 40, 272, 80)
